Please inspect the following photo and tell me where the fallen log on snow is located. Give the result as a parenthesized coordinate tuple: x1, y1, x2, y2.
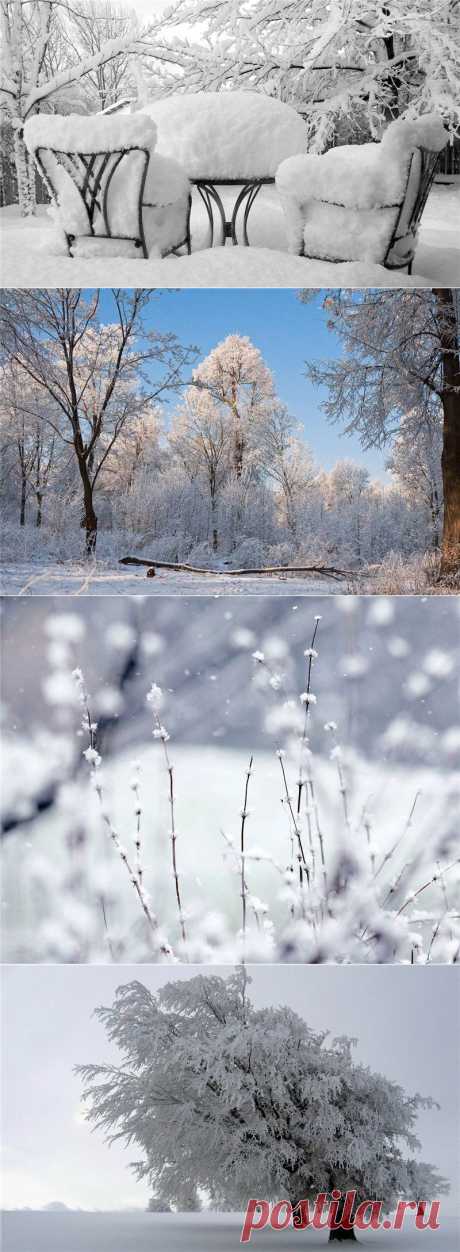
(119, 556, 353, 580)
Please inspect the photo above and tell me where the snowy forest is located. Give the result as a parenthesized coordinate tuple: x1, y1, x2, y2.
(1, 286, 459, 593)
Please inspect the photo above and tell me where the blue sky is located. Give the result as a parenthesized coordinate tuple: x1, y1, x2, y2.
(97, 289, 388, 479)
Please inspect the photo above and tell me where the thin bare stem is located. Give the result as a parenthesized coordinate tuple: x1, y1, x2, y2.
(77, 683, 172, 958)
(297, 617, 320, 817)
(395, 858, 460, 917)
(149, 700, 187, 947)
(240, 755, 253, 946)
(278, 751, 309, 885)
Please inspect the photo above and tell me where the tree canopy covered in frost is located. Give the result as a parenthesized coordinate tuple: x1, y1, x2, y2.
(302, 288, 460, 579)
(78, 971, 449, 1216)
(140, 0, 460, 152)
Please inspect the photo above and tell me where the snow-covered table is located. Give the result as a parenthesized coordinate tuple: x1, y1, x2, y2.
(139, 91, 307, 245)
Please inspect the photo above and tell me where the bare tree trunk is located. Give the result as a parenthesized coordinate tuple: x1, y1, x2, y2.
(329, 1194, 358, 1241)
(20, 473, 26, 525)
(329, 1228, 358, 1242)
(434, 289, 460, 578)
(14, 129, 36, 216)
(36, 491, 43, 527)
(78, 458, 98, 555)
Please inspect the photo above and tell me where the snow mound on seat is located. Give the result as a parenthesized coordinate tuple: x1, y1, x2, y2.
(302, 203, 399, 264)
(276, 113, 448, 212)
(142, 153, 190, 207)
(140, 91, 307, 179)
(24, 112, 157, 154)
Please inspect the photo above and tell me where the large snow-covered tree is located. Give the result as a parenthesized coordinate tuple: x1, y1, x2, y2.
(0, 288, 196, 553)
(169, 334, 283, 550)
(78, 973, 448, 1241)
(304, 288, 460, 579)
(191, 334, 277, 480)
(145, 0, 460, 151)
(0, 0, 190, 214)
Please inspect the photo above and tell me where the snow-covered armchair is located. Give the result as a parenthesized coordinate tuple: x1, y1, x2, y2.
(275, 115, 449, 272)
(24, 113, 192, 259)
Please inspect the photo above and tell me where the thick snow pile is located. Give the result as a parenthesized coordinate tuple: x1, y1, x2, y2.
(276, 113, 449, 262)
(140, 91, 307, 179)
(2, 179, 458, 286)
(277, 116, 448, 213)
(24, 111, 157, 154)
(27, 144, 190, 259)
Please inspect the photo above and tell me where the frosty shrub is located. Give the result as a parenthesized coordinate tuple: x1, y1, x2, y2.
(77, 971, 449, 1234)
(1, 607, 459, 964)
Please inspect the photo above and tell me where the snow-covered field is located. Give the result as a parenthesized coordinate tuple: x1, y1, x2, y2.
(0, 561, 343, 597)
(1, 178, 458, 287)
(1, 1211, 458, 1251)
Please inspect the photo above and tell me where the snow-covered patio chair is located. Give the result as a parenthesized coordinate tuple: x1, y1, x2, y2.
(275, 115, 449, 273)
(24, 113, 191, 259)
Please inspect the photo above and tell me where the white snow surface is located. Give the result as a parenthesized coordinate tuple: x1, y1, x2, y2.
(0, 560, 342, 597)
(139, 91, 307, 179)
(1, 1209, 458, 1251)
(2, 177, 458, 285)
(24, 111, 157, 154)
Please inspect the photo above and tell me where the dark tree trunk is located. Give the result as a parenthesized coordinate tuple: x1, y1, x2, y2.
(329, 1227, 358, 1242)
(434, 289, 460, 578)
(77, 456, 98, 555)
(20, 474, 26, 526)
(329, 1192, 358, 1241)
(36, 491, 42, 528)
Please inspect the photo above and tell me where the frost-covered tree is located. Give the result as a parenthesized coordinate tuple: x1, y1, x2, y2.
(191, 334, 277, 480)
(0, 0, 189, 214)
(0, 362, 62, 526)
(145, 0, 460, 150)
(170, 390, 230, 551)
(387, 408, 443, 549)
(258, 405, 315, 538)
(304, 289, 460, 579)
(78, 973, 448, 1241)
(169, 334, 284, 550)
(0, 288, 196, 553)
(65, 0, 137, 113)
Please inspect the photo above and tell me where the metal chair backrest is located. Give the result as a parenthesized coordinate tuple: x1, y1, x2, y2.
(384, 146, 441, 271)
(33, 144, 151, 257)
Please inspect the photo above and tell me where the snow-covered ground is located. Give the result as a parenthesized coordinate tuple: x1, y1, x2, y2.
(1, 178, 458, 287)
(1, 1210, 458, 1251)
(0, 561, 344, 597)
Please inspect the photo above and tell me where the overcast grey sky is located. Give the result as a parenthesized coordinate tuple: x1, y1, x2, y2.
(2, 965, 459, 1214)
